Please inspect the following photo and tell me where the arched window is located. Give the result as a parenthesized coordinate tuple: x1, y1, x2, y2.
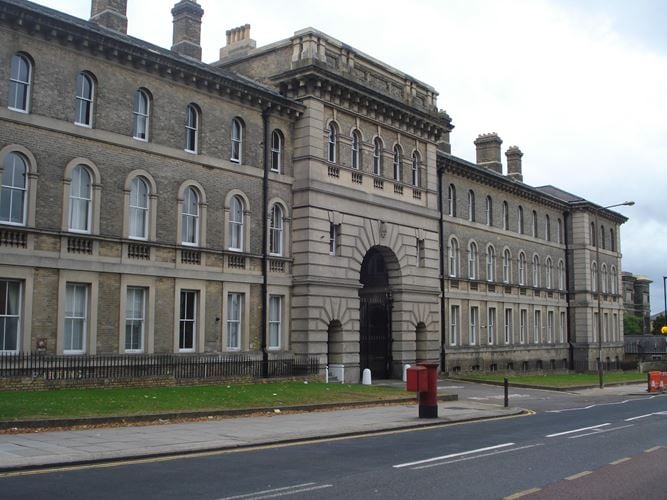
(373, 138, 382, 176)
(132, 89, 150, 141)
(393, 145, 402, 181)
(468, 190, 475, 222)
(545, 258, 553, 289)
(601, 264, 608, 293)
(610, 266, 618, 294)
(591, 261, 598, 292)
(545, 215, 551, 241)
(600, 225, 606, 250)
(411, 151, 421, 187)
(518, 252, 526, 285)
(468, 242, 478, 280)
(128, 176, 149, 240)
(0, 152, 28, 225)
(8, 53, 32, 112)
(486, 245, 496, 282)
(269, 204, 284, 256)
(271, 130, 283, 173)
(558, 260, 565, 290)
(532, 255, 540, 287)
(485, 196, 493, 226)
(229, 195, 244, 251)
(448, 238, 459, 277)
(327, 123, 337, 162)
(503, 201, 509, 230)
(590, 222, 596, 246)
(69, 165, 93, 233)
(74, 72, 94, 127)
(532, 210, 538, 237)
(557, 218, 563, 244)
(185, 104, 199, 153)
(351, 129, 361, 170)
(502, 249, 511, 283)
(448, 184, 456, 216)
(231, 118, 243, 163)
(518, 205, 524, 234)
(610, 228, 616, 252)
(181, 186, 200, 246)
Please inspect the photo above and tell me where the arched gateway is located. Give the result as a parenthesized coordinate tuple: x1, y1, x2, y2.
(359, 247, 397, 379)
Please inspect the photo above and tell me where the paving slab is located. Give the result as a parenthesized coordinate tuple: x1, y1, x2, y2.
(0, 400, 521, 472)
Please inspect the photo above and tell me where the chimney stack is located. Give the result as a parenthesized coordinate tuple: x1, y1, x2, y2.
(90, 0, 128, 34)
(171, 0, 204, 61)
(474, 133, 503, 174)
(219, 24, 257, 60)
(506, 146, 524, 182)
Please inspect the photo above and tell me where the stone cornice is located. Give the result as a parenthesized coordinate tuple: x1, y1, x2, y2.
(0, 0, 304, 117)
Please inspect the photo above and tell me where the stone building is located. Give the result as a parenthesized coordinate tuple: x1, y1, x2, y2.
(622, 272, 652, 335)
(0, 0, 628, 381)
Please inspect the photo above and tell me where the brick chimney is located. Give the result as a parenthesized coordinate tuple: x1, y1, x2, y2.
(90, 0, 128, 34)
(474, 133, 503, 174)
(219, 24, 257, 60)
(506, 146, 524, 182)
(171, 0, 204, 61)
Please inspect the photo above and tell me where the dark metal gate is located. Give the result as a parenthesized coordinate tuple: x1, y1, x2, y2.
(360, 291, 392, 379)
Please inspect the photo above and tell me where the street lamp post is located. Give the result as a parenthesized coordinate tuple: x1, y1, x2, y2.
(596, 201, 634, 389)
(663, 276, 666, 328)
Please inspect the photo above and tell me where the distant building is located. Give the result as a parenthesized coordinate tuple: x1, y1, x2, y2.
(622, 273, 652, 334)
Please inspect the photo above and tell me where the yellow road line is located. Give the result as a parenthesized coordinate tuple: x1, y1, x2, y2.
(503, 487, 542, 499)
(565, 471, 592, 481)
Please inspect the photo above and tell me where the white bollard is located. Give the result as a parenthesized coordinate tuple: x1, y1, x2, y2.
(403, 364, 411, 382)
(362, 368, 372, 385)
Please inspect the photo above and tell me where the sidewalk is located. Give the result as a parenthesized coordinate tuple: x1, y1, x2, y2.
(0, 400, 522, 472)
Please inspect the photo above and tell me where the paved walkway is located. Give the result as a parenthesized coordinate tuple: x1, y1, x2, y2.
(0, 400, 520, 472)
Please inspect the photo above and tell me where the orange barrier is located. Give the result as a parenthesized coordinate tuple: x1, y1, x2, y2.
(647, 371, 664, 393)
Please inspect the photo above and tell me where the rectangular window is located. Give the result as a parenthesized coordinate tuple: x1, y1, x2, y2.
(227, 293, 243, 351)
(268, 295, 282, 349)
(504, 308, 512, 344)
(603, 312, 609, 342)
(612, 313, 618, 341)
(593, 311, 599, 342)
(65, 283, 88, 354)
(487, 307, 496, 345)
(469, 306, 478, 345)
(125, 287, 146, 352)
(520, 309, 527, 344)
(417, 239, 426, 268)
(547, 311, 554, 343)
(329, 223, 340, 256)
(560, 311, 566, 343)
(449, 305, 459, 346)
(0, 280, 22, 353)
(534, 309, 541, 344)
(179, 290, 197, 352)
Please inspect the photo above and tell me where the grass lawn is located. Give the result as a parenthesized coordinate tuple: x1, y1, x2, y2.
(450, 371, 646, 388)
(0, 382, 407, 421)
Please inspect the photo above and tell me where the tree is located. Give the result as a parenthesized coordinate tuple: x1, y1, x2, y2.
(623, 315, 643, 335)
(651, 314, 667, 336)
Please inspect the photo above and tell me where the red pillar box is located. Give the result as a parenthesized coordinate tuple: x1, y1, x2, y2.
(406, 366, 427, 392)
(417, 362, 439, 418)
(647, 371, 662, 393)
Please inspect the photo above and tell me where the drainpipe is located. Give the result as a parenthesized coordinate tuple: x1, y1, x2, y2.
(437, 164, 447, 373)
(261, 106, 271, 378)
(563, 209, 574, 370)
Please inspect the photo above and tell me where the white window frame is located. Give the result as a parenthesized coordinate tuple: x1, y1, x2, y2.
(545, 258, 553, 289)
(8, 53, 31, 113)
(178, 289, 198, 352)
(128, 176, 149, 240)
(448, 238, 459, 277)
(533, 255, 540, 288)
(487, 307, 496, 345)
(64, 283, 88, 354)
(448, 185, 456, 216)
(185, 104, 199, 153)
(373, 138, 382, 176)
(547, 310, 554, 343)
(519, 309, 527, 344)
(1, 151, 28, 226)
(486, 245, 495, 282)
(327, 123, 337, 163)
(468, 242, 478, 280)
(504, 308, 512, 345)
(181, 187, 200, 246)
(518, 252, 526, 286)
(469, 306, 478, 345)
(329, 222, 339, 256)
(227, 292, 243, 351)
(558, 260, 565, 290)
(271, 130, 282, 173)
(68, 165, 93, 234)
(485, 196, 492, 226)
(0, 279, 22, 354)
(231, 118, 243, 163)
(74, 72, 94, 127)
(468, 190, 475, 222)
(268, 295, 282, 349)
(534, 309, 542, 344)
(411, 151, 420, 187)
(229, 195, 244, 251)
(560, 311, 566, 343)
(351, 130, 361, 170)
(393, 146, 402, 182)
(124, 286, 146, 353)
(591, 262, 598, 293)
(132, 88, 150, 141)
(449, 305, 459, 346)
(502, 249, 511, 284)
(269, 204, 284, 256)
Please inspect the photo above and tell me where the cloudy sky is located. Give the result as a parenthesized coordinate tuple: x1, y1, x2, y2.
(34, 0, 667, 312)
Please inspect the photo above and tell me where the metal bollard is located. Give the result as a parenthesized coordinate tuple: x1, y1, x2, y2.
(504, 378, 509, 408)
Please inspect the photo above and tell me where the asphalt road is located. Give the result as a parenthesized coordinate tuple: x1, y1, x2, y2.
(1, 389, 665, 499)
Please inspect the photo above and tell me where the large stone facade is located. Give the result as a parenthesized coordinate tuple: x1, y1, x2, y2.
(0, 0, 627, 381)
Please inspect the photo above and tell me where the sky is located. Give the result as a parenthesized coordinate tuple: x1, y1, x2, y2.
(33, 0, 667, 313)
